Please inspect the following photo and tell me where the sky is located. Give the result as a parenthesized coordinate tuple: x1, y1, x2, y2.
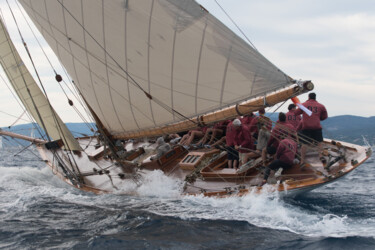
(0, 0, 374, 127)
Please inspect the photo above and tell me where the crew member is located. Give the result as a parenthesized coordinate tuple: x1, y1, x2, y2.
(261, 135, 297, 185)
(262, 112, 296, 164)
(233, 119, 253, 166)
(225, 118, 239, 170)
(295, 92, 328, 165)
(249, 108, 272, 139)
(286, 104, 302, 130)
(179, 126, 207, 146)
(240, 112, 254, 126)
(197, 120, 230, 146)
(150, 137, 171, 161)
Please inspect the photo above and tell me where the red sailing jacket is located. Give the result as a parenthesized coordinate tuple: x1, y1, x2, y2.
(267, 121, 296, 148)
(233, 125, 254, 153)
(295, 99, 328, 130)
(240, 115, 254, 126)
(286, 110, 302, 129)
(277, 138, 297, 165)
(225, 121, 235, 146)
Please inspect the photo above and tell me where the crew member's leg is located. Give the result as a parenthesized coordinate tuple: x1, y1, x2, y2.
(185, 131, 204, 145)
(261, 160, 291, 185)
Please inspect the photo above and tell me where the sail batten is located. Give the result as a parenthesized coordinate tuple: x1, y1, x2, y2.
(19, 0, 292, 136)
(0, 18, 81, 151)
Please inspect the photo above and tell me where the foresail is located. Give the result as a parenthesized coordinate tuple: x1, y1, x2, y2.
(0, 18, 81, 151)
(19, 0, 292, 137)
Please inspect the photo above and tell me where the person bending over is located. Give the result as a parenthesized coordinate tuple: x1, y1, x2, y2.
(261, 135, 297, 185)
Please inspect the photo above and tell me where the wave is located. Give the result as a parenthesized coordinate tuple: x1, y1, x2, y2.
(0, 153, 374, 241)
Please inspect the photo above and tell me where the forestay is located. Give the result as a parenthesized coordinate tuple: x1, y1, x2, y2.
(19, 0, 291, 137)
(0, 18, 81, 151)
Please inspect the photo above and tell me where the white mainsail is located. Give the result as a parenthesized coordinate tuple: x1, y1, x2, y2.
(0, 18, 81, 151)
(19, 0, 292, 138)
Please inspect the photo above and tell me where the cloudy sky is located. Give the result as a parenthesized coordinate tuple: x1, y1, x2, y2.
(0, 0, 374, 127)
(199, 0, 375, 117)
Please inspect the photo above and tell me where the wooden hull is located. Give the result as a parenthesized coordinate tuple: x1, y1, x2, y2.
(36, 137, 372, 198)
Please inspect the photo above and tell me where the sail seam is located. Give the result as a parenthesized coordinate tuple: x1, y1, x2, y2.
(79, 0, 112, 131)
(195, 21, 208, 114)
(12, 15, 156, 127)
(101, 0, 126, 132)
(37, 2, 88, 153)
(170, 29, 177, 122)
(15, 0, 95, 131)
(49, 0, 191, 130)
(249, 72, 257, 96)
(147, 0, 157, 126)
(59, 0, 103, 132)
(25, 1, 81, 152)
(219, 44, 232, 106)
(18, 0, 293, 135)
(123, 5, 140, 130)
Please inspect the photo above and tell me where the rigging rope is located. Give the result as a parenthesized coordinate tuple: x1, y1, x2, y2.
(18, 0, 296, 136)
(214, 0, 258, 51)
(0, 67, 43, 136)
(0, 110, 30, 124)
(14, 0, 96, 133)
(7, 110, 26, 128)
(6, 1, 52, 142)
(55, 0, 200, 127)
(4, 135, 43, 160)
(6, 2, 85, 183)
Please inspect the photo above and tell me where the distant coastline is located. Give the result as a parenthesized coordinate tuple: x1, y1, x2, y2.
(1, 115, 374, 146)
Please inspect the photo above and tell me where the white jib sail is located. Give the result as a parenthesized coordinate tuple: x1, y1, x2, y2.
(0, 17, 81, 151)
(19, 0, 291, 137)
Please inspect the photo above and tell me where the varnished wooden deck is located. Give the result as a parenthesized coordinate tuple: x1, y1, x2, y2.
(36, 137, 372, 197)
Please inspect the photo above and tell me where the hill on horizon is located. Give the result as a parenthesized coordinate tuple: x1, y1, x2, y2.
(1, 115, 374, 146)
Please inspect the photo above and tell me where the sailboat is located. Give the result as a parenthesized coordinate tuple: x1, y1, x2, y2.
(0, 0, 371, 197)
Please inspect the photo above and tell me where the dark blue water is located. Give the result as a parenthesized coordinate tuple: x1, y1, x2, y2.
(0, 146, 374, 249)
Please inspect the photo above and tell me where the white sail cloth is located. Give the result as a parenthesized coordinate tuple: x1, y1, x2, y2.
(19, 0, 291, 137)
(0, 18, 81, 151)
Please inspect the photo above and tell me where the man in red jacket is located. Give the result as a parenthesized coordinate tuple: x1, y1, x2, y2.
(261, 136, 297, 185)
(295, 92, 328, 165)
(286, 104, 302, 130)
(240, 112, 254, 126)
(233, 120, 254, 166)
(249, 108, 272, 139)
(262, 112, 296, 164)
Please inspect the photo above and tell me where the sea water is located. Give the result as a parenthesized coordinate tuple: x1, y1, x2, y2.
(0, 146, 374, 249)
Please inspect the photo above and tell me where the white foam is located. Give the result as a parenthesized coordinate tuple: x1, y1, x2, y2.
(109, 170, 183, 199)
(107, 174, 375, 239)
(142, 191, 375, 238)
(0, 165, 73, 213)
(1, 157, 375, 239)
(135, 170, 183, 198)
